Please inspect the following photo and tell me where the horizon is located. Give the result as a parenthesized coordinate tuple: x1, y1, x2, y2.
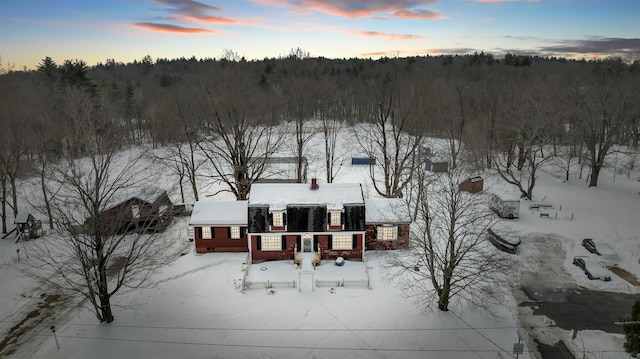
(2, 0, 639, 71)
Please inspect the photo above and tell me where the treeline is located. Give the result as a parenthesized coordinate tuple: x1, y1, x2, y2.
(1, 51, 639, 231)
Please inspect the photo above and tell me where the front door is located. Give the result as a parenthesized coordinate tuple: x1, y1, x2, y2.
(303, 234, 312, 252)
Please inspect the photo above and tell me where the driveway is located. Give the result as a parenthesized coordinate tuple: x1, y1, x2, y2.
(514, 234, 636, 359)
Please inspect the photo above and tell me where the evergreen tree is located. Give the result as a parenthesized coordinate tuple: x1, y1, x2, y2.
(623, 297, 640, 355)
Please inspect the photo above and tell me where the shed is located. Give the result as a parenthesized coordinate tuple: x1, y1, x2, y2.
(14, 213, 43, 240)
(459, 176, 484, 193)
(89, 187, 174, 234)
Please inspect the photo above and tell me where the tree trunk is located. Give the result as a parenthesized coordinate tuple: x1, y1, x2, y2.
(40, 163, 54, 229)
(589, 163, 601, 187)
(438, 280, 451, 311)
(1, 179, 6, 233)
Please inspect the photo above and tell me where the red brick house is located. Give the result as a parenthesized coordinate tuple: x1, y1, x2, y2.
(89, 187, 173, 234)
(189, 180, 411, 263)
(364, 198, 411, 250)
(247, 180, 366, 263)
(189, 201, 248, 253)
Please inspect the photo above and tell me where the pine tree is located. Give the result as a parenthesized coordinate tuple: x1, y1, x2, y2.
(623, 297, 640, 355)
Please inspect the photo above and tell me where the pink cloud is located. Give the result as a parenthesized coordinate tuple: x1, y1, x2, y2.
(356, 31, 425, 40)
(250, 0, 441, 19)
(183, 15, 256, 25)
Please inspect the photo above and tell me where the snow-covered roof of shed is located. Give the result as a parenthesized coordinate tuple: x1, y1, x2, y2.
(106, 186, 168, 209)
(190, 201, 248, 226)
(133, 186, 167, 203)
(248, 183, 364, 210)
(365, 198, 411, 224)
(14, 213, 32, 224)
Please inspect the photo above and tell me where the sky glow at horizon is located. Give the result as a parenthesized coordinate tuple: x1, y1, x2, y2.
(1, 0, 639, 70)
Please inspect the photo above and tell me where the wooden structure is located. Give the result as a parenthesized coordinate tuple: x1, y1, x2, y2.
(459, 176, 484, 193)
(89, 187, 173, 234)
(14, 213, 43, 241)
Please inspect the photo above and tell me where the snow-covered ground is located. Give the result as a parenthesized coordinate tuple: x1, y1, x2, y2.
(1, 132, 639, 358)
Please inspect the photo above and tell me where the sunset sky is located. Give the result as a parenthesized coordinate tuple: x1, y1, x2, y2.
(1, 0, 639, 70)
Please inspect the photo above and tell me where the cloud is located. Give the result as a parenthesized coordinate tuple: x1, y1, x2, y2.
(392, 9, 444, 19)
(537, 38, 640, 56)
(182, 15, 255, 25)
(355, 31, 425, 40)
(133, 22, 215, 33)
(135, 0, 252, 34)
(250, 0, 441, 19)
(150, 0, 222, 17)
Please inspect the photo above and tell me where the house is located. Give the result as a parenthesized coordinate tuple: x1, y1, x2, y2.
(364, 198, 411, 250)
(247, 179, 366, 263)
(189, 201, 248, 253)
(459, 176, 484, 193)
(188, 179, 412, 263)
(89, 187, 173, 234)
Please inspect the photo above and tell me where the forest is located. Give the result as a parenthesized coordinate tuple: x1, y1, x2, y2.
(1, 51, 640, 235)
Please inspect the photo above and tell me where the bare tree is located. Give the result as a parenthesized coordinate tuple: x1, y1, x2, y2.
(151, 85, 205, 202)
(21, 142, 176, 324)
(20, 82, 178, 323)
(279, 57, 318, 183)
(197, 64, 285, 200)
(571, 58, 634, 187)
(0, 73, 28, 232)
(319, 98, 349, 183)
(492, 76, 554, 199)
(355, 70, 426, 198)
(387, 167, 512, 311)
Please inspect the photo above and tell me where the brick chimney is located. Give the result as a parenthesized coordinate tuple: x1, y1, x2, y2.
(311, 178, 319, 190)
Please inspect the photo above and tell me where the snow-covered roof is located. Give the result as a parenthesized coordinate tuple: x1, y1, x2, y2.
(14, 213, 32, 224)
(132, 186, 168, 203)
(106, 186, 168, 209)
(248, 183, 364, 210)
(189, 201, 248, 226)
(365, 198, 411, 224)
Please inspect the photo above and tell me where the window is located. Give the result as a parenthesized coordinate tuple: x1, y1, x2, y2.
(330, 211, 341, 226)
(262, 235, 282, 250)
(332, 235, 353, 250)
(377, 226, 398, 241)
(272, 212, 283, 227)
(230, 226, 241, 239)
(202, 227, 212, 239)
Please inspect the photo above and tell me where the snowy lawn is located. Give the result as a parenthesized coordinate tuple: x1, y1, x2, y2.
(25, 251, 525, 359)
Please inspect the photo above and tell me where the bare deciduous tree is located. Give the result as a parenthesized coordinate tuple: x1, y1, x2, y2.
(571, 59, 635, 187)
(151, 85, 205, 202)
(492, 77, 554, 199)
(20, 93, 177, 323)
(355, 70, 425, 198)
(197, 65, 285, 200)
(387, 167, 512, 311)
